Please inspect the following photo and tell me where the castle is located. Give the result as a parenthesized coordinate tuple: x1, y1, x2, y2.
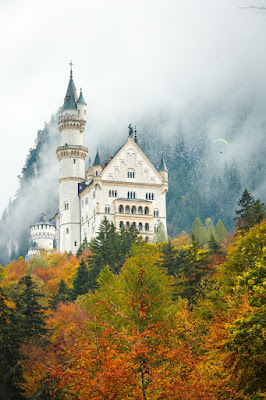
(28, 67, 168, 256)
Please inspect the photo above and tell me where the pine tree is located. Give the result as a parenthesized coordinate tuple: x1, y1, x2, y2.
(76, 237, 89, 258)
(0, 291, 25, 400)
(191, 217, 209, 248)
(72, 259, 90, 300)
(208, 233, 222, 254)
(235, 189, 266, 231)
(15, 276, 47, 343)
(49, 279, 71, 310)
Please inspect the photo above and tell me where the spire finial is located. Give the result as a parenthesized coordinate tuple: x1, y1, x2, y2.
(69, 61, 73, 78)
(134, 125, 138, 144)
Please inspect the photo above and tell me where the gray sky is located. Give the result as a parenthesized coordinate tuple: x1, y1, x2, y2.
(1, 0, 266, 214)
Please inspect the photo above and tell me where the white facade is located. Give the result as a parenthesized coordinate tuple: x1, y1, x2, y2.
(26, 215, 56, 260)
(29, 69, 168, 256)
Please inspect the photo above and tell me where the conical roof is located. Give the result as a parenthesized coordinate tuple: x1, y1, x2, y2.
(93, 148, 102, 166)
(62, 68, 77, 111)
(77, 89, 87, 105)
(158, 155, 167, 171)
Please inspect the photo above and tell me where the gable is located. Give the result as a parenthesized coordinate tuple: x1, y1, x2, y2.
(101, 139, 163, 184)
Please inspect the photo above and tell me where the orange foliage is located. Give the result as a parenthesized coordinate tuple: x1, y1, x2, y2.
(171, 230, 191, 248)
(1, 257, 27, 286)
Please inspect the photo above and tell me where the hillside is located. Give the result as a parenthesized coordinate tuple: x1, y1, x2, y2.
(0, 96, 266, 264)
(0, 217, 265, 399)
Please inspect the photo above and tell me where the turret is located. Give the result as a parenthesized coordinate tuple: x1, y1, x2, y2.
(158, 155, 168, 182)
(77, 88, 87, 123)
(92, 148, 102, 177)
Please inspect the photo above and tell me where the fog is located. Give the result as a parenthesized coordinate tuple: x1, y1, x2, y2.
(0, 0, 266, 236)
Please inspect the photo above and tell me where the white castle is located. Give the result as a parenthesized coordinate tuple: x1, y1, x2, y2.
(28, 67, 168, 256)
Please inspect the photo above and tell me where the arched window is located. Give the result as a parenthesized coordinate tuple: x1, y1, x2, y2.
(119, 221, 124, 228)
(144, 207, 149, 215)
(127, 191, 130, 198)
(105, 206, 110, 214)
(119, 205, 124, 213)
(74, 241, 77, 246)
(112, 190, 114, 197)
(64, 202, 69, 210)
(115, 190, 117, 197)
(153, 210, 159, 217)
(145, 223, 149, 231)
(145, 236, 149, 242)
(126, 221, 130, 228)
(95, 171, 98, 176)
(66, 228, 69, 234)
(130, 192, 133, 199)
(152, 193, 154, 200)
(132, 222, 136, 228)
(154, 226, 157, 233)
(125, 205, 130, 213)
(138, 222, 143, 231)
(109, 190, 111, 197)
(73, 159, 76, 164)
(131, 206, 136, 214)
(138, 206, 143, 214)
(127, 169, 135, 179)
(146, 193, 148, 199)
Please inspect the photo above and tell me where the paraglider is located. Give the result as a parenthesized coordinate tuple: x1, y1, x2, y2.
(213, 138, 228, 154)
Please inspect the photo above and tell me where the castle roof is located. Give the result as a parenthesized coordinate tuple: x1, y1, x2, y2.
(93, 148, 102, 166)
(77, 89, 86, 105)
(62, 67, 77, 111)
(158, 155, 167, 171)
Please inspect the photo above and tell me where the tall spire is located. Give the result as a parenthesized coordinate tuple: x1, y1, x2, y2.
(93, 148, 102, 166)
(158, 154, 167, 171)
(77, 88, 87, 104)
(62, 62, 77, 111)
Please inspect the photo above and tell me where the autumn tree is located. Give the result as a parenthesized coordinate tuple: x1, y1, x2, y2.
(72, 259, 90, 300)
(235, 189, 266, 231)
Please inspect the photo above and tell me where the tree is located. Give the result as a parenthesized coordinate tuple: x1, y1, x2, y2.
(49, 279, 71, 310)
(235, 189, 266, 231)
(153, 221, 168, 243)
(15, 276, 47, 343)
(72, 259, 90, 300)
(87, 218, 140, 290)
(76, 237, 89, 258)
(215, 219, 227, 243)
(191, 217, 209, 248)
(208, 233, 222, 254)
(0, 290, 25, 400)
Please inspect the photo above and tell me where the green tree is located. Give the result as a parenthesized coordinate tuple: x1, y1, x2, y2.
(72, 259, 90, 300)
(153, 221, 168, 243)
(76, 237, 89, 258)
(87, 218, 140, 290)
(215, 219, 227, 242)
(15, 276, 47, 343)
(191, 217, 209, 248)
(0, 291, 25, 400)
(234, 189, 266, 232)
(49, 279, 71, 310)
(208, 233, 222, 254)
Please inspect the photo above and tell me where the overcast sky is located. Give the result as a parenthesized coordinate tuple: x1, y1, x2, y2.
(0, 0, 266, 214)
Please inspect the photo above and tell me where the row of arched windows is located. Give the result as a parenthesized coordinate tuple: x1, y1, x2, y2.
(127, 191, 136, 199)
(146, 193, 154, 200)
(105, 206, 110, 214)
(119, 205, 149, 215)
(119, 221, 150, 231)
(127, 171, 135, 178)
(154, 210, 159, 217)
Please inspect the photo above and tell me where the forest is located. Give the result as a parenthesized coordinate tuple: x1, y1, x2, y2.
(0, 191, 265, 399)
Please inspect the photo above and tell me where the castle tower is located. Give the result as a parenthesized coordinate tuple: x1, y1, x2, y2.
(56, 65, 88, 254)
(26, 214, 56, 260)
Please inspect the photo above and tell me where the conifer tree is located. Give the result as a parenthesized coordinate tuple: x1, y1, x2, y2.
(15, 276, 47, 343)
(0, 291, 25, 400)
(215, 219, 227, 242)
(49, 279, 71, 310)
(235, 189, 266, 231)
(153, 222, 168, 243)
(72, 259, 90, 300)
(208, 233, 222, 254)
